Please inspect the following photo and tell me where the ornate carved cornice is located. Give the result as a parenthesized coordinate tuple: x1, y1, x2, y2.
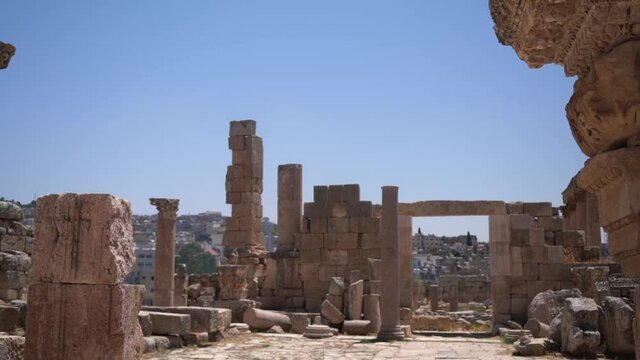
(149, 198, 179, 220)
(490, 0, 640, 77)
(0, 42, 16, 69)
(576, 146, 640, 193)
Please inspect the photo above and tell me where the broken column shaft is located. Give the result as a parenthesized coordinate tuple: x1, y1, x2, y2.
(150, 198, 179, 306)
(277, 164, 302, 253)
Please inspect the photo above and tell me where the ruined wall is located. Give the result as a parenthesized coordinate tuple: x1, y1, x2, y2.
(0, 202, 33, 302)
(260, 185, 380, 312)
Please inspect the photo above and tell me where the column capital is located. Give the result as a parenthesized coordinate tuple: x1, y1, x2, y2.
(149, 198, 179, 219)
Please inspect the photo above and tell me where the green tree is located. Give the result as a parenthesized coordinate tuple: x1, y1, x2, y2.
(176, 243, 217, 274)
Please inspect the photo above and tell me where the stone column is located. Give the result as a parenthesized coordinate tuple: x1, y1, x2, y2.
(27, 193, 144, 359)
(429, 285, 439, 312)
(173, 263, 188, 306)
(277, 164, 302, 253)
(398, 215, 413, 310)
(449, 283, 458, 312)
(224, 120, 267, 298)
(377, 186, 404, 340)
(584, 193, 601, 249)
(150, 198, 179, 306)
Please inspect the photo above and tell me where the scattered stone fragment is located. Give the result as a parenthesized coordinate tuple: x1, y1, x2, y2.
(243, 308, 291, 331)
(303, 324, 333, 339)
(523, 319, 549, 339)
(561, 297, 600, 357)
(320, 299, 345, 325)
(342, 320, 371, 335)
(266, 325, 285, 334)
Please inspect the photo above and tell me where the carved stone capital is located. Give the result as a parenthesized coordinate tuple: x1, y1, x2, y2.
(149, 198, 179, 220)
(0, 42, 16, 69)
(490, 1, 640, 77)
(567, 41, 640, 157)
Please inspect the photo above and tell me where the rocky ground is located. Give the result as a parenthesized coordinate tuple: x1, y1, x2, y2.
(143, 333, 529, 360)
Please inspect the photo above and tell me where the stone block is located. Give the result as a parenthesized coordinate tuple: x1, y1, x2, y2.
(299, 249, 323, 263)
(349, 201, 373, 217)
(510, 214, 535, 230)
(348, 280, 364, 320)
(509, 278, 526, 296)
(288, 313, 311, 334)
(539, 264, 568, 281)
(328, 185, 344, 203)
(298, 263, 319, 282)
(0, 271, 26, 289)
(522, 246, 547, 264)
(343, 184, 360, 204)
(359, 233, 380, 249)
(328, 218, 349, 233)
(330, 203, 348, 218)
(141, 306, 230, 333)
(489, 215, 511, 244)
(145, 311, 191, 336)
(529, 229, 545, 247)
(324, 233, 358, 249)
(558, 231, 586, 247)
(320, 299, 345, 325)
(32, 194, 135, 285)
(0, 289, 18, 300)
(0, 306, 19, 332)
(326, 294, 343, 310)
(313, 186, 329, 205)
(523, 263, 539, 280)
(297, 233, 323, 250)
(138, 312, 153, 336)
(561, 298, 600, 357)
(547, 246, 564, 264)
(349, 218, 380, 233)
(305, 296, 323, 312)
(0, 336, 24, 360)
(511, 295, 528, 322)
(324, 249, 348, 265)
(510, 229, 529, 247)
(0, 235, 26, 252)
(601, 296, 634, 355)
(309, 218, 327, 233)
(537, 216, 563, 231)
(490, 243, 510, 275)
(25, 282, 145, 360)
(229, 120, 256, 136)
(506, 202, 524, 214)
(523, 202, 552, 217)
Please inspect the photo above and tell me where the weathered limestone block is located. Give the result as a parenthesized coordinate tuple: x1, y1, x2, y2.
(549, 313, 562, 344)
(243, 308, 291, 331)
(145, 312, 191, 336)
(32, 194, 135, 285)
(326, 294, 343, 311)
(601, 296, 634, 355)
(363, 294, 381, 334)
(25, 283, 145, 360)
(399, 201, 506, 217)
(180, 332, 209, 346)
(142, 306, 230, 333)
(524, 319, 549, 339)
(0, 335, 24, 360)
(218, 265, 249, 300)
(528, 289, 583, 325)
(342, 320, 371, 335)
(138, 312, 153, 336)
(348, 280, 364, 320)
(213, 299, 258, 323)
(0, 202, 22, 220)
(514, 337, 546, 357)
(0, 305, 19, 332)
(429, 285, 439, 312)
(561, 298, 600, 357)
(288, 313, 310, 334)
(320, 299, 345, 325)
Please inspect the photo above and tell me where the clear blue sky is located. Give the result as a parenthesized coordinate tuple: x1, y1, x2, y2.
(1, 1, 585, 241)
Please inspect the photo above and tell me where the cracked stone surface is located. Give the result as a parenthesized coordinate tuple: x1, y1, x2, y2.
(143, 333, 531, 359)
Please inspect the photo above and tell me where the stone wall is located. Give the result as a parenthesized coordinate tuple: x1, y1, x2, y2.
(0, 202, 33, 302)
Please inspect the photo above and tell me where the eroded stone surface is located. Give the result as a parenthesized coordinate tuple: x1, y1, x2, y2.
(32, 193, 135, 285)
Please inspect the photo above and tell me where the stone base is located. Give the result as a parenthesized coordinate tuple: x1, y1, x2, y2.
(25, 283, 145, 360)
(377, 325, 405, 341)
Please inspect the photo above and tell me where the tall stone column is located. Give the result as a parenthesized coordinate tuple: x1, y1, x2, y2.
(377, 186, 404, 340)
(398, 215, 414, 311)
(150, 198, 179, 306)
(224, 120, 267, 298)
(27, 193, 144, 359)
(277, 164, 302, 253)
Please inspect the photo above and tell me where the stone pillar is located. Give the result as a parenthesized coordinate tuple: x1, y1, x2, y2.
(224, 120, 267, 297)
(277, 164, 302, 253)
(398, 215, 413, 310)
(173, 264, 188, 306)
(377, 186, 404, 340)
(449, 283, 458, 312)
(150, 198, 179, 306)
(429, 285, 439, 312)
(26, 193, 144, 359)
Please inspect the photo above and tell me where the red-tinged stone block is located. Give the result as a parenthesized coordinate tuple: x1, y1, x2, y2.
(32, 194, 135, 285)
(25, 283, 145, 360)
